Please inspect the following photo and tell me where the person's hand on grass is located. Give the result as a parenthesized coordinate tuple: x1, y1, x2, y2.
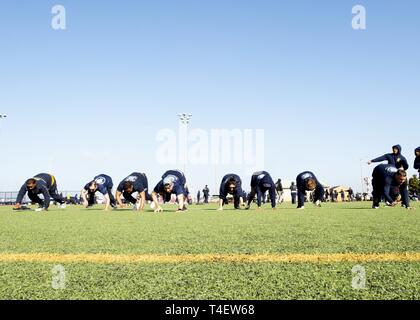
(154, 206, 163, 213)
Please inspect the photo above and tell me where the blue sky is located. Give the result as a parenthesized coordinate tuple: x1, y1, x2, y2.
(0, 0, 419, 194)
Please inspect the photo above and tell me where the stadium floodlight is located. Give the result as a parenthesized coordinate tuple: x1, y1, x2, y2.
(0, 114, 6, 135)
(178, 113, 192, 125)
(177, 113, 192, 175)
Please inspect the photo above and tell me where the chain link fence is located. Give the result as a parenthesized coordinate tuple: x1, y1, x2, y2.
(0, 191, 82, 205)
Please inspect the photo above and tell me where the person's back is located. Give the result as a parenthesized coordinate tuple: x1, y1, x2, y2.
(276, 179, 283, 192)
(414, 147, 420, 176)
(369, 145, 409, 170)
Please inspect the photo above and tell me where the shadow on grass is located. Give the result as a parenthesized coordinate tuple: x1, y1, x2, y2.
(334, 207, 374, 210)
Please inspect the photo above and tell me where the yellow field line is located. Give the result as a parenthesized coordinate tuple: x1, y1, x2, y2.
(0, 252, 419, 264)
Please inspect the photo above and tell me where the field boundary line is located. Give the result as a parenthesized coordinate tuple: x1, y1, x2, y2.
(0, 253, 420, 264)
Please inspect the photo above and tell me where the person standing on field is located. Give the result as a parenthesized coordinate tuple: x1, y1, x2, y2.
(348, 187, 354, 202)
(275, 178, 284, 204)
(290, 182, 297, 204)
(340, 190, 345, 202)
(197, 190, 201, 204)
(414, 147, 420, 178)
(368, 144, 409, 170)
(203, 185, 210, 204)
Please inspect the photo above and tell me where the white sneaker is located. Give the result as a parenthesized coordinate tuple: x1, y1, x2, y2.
(59, 203, 67, 209)
(297, 207, 305, 210)
(150, 202, 156, 210)
(35, 208, 45, 212)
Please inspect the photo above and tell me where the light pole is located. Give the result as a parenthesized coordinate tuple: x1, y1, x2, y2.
(0, 114, 7, 134)
(360, 159, 364, 193)
(177, 113, 192, 174)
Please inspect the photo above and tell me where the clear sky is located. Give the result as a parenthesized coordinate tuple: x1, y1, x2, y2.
(0, 0, 419, 194)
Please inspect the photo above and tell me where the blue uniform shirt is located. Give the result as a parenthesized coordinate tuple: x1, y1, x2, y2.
(16, 173, 55, 205)
(251, 171, 276, 208)
(219, 174, 243, 200)
(117, 172, 148, 194)
(371, 145, 409, 170)
(372, 164, 409, 207)
(414, 147, 420, 172)
(296, 171, 325, 207)
(84, 174, 113, 195)
(154, 170, 187, 196)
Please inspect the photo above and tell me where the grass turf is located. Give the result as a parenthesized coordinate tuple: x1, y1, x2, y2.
(0, 202, 419, 300)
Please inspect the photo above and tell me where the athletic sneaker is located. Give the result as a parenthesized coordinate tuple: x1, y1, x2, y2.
(372, 205, 379, 209)
(297, 207, 305, 210)
(59, 203, 67, 209)
(35, 208, 46, 212)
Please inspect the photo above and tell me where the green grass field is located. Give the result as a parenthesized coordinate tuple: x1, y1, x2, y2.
(0, 202, 419, 300)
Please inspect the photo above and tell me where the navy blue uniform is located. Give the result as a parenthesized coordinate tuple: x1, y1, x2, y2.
(371, 145, 409, 170)
(203, 186, 210, 204)
(219, 174, 243, 209)
(296, 171, 325, 208)
(415, 147, 420, 177)
(372, 164, 409, 207)
(16, 173, 64, 209)
(290, 183, 297, 204)
(154, 170, 188, 202)
(116, 172, 151, 204)
(248, 171, 276, 208)
(84, 174, 116, 207)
